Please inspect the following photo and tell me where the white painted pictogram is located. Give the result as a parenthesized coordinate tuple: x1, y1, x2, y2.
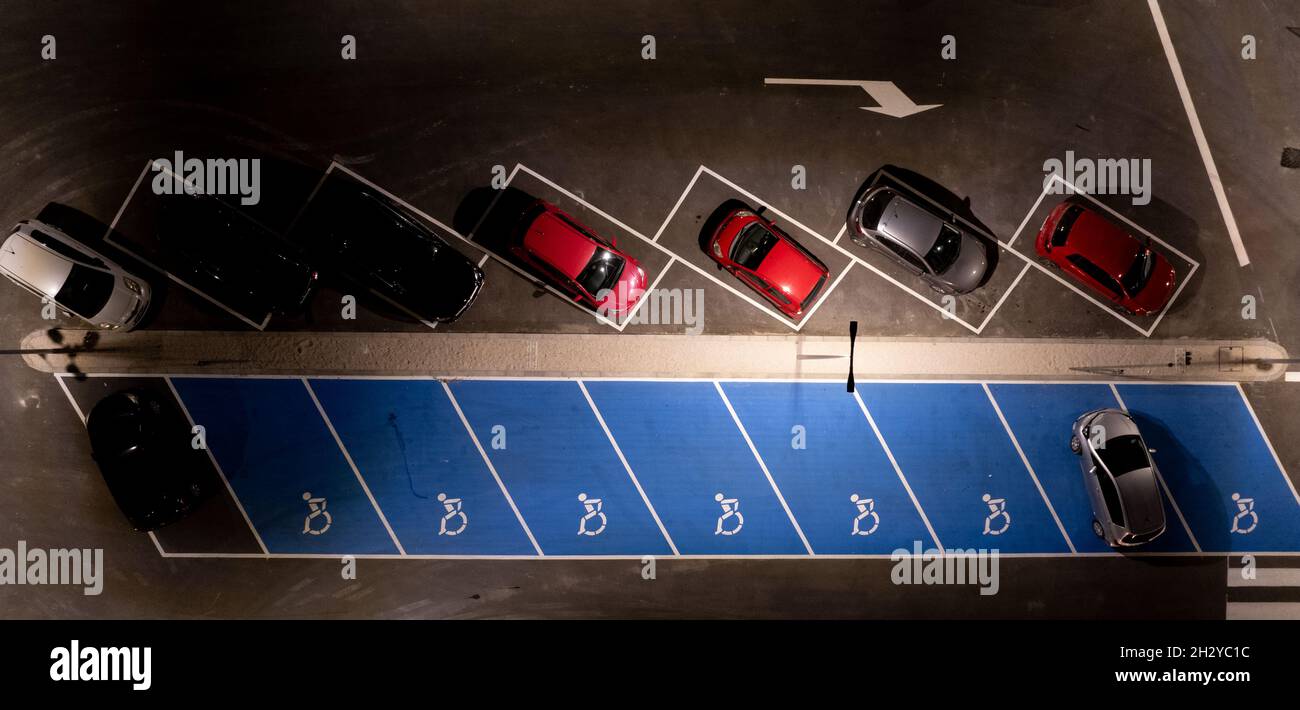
(302, 491, 332, 535)
(1230, 492, 1258, 535)
(714, 492, 744, 536)
(578, 493, 606, 536)
(437, 492, 468, 536)
(850, 494, 879, 536)
(982, 493, 1010, 536)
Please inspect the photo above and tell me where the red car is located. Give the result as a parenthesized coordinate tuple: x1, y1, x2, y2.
(1035, 202, 1176, 316)
(707, 207, 830, 319)
(511, 200, 647, 315)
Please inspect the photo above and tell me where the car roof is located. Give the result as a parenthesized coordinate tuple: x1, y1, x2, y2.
(1089, 409, 1141, 439)
(524, 209, 599, 278)
(0, 231, 73, 298)
(875, 192, 943, 255)
(1063, 207, 1142, 276)
(753, 229, 825, 297)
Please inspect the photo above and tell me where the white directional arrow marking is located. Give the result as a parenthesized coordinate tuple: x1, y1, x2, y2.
(764, 78, 942, 118)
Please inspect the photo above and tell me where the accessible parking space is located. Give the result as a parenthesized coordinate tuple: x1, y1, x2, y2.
(58, 375, 1300, 559)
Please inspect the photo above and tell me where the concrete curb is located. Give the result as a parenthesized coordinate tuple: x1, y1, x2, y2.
(18, 329, 1290, 381)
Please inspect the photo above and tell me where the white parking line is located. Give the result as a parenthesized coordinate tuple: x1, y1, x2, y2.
(1108, 383, 1202, 551)
(983, 383, 1077, 553)
(577, 380, 679, 554)
(715, 382, 815, 555)
(652, 166, 706, 243)
(163, 376, 270, 555)
(303, 378, 407, 555)
(1234, 384, 1300, 508)
(440, 380, 544, 555)
(851, 390, 944, 550)
(1148, 0, 1249, 267)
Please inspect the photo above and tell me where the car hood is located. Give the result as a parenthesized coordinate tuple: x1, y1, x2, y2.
(92, 281, 148, 327)
(1116, 468, 1165, 534)
(940, 234, 990, 293)
(598, 261, 647, 314)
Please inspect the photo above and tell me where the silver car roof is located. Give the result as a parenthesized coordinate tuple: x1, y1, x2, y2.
(876, 191, 945, 257)
(0, 231, 74, 299)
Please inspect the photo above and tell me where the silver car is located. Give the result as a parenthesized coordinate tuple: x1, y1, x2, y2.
(848, 186, 991, 294)
(0, 220, 151, 330)
(1070, 408, 1166, 547)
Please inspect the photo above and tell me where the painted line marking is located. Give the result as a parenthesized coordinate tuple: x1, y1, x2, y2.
(983, 383, 1077, 553)
(851, 390, 944, 550)
(164, 376, 270, 555)
(1148, 0, 1249, 267)
(577, 380, 679, 555)
(303, 378, 407, 555)
(651, 166, 706, 243)
(1226, 603, 1300, 620)
(1109, 383, 1202, 551)
(440, 381, 544, 555)
(1227, 567, 1300, 587)
(715, 381, 815, 555)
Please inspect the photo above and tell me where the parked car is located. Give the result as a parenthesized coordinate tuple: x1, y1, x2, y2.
(299, 179, 484, 322)
(158, 193, 318, 318)
(848, 186, 991, 294)
(510, 200, 646, 314)
(706, 207, 829, 318)
(1070, 408, 1167, 547)
(0, 220, 151, 330)
(1035, 201, 1176, 315)
(87, 388, 210, 531)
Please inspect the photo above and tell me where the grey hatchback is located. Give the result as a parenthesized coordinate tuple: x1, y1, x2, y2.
(848, 186, 991, 294)
(1070, 408, 1167, 547)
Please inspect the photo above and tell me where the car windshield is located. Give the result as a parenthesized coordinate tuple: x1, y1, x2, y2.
(576, 248, 625, 295)
(923, 225, 962, 273)
(859, 190, 892, 229)
(55, 264, 115, 316)
(1119, 248, 1155, 295)
(730, 223, 778, 270)
(1098, 434, 1150, 476)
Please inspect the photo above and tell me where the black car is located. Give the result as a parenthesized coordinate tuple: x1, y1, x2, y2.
(158, 193, 318, 318)
(86, 389, 210, 531)
(297, 177, 485, 322)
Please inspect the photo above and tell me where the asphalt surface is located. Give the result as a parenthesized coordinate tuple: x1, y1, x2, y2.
(2, 0, 1299, 619)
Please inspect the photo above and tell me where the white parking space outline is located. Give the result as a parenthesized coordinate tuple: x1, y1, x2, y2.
(55, 372, 1300, 561)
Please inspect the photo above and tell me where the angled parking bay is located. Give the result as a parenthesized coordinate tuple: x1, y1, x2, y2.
(169, 378, 400, 554)
(448, 380, 671, 556)
(1115, 385, 1300, 552)
(719, 382, 934, 554)
(583, 381, 808, 555)
(307, 379, 536, 555)
(856, 384, 1072, 553)
(988, 384, 1195, 553)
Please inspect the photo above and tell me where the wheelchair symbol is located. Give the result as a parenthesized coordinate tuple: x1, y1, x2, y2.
(1230, 493, 1258, 535)
(302, 492, 332, 536)
(850, 494, 879, 536)
(578, 493, 606, 536)
(714, 493, 744, 535)
(437, 492, 468, 536)
(982, 493, 1010, 536)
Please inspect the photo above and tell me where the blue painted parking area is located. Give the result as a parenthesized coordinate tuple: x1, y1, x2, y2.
(158, 377, 1300, 557)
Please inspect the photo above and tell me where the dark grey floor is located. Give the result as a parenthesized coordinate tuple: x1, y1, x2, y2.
(1, 0, 1298, 618)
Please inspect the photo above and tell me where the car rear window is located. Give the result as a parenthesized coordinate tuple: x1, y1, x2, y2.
(1052, 205, 1083, 247)
(55, 263, 115, 317)
(730, 223, 778, 271)
(1098, 434, 1150, 476)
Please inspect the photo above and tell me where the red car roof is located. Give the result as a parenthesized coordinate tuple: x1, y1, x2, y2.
(1066, 208, 1143, 279)
(754, 230, 826, 299)
(523, 209, 598, 279)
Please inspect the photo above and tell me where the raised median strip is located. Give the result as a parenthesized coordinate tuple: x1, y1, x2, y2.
(19, 329, 1288, 381)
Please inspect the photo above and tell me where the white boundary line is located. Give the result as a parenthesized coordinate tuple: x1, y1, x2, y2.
(440, 381, 544, 555)
(851, 390, 943, 549)
(577, 380, 679, 554)
(1108, 383, 1202, 551)
(131, 550, 1300, 560)
(52, 373, 170, 556)
(303, 378, 407, 555)
(651, 166, 705, 243)
(983, 383, 1077, 552)
(103, 161, 273, 331)
(1147, 0, 1249, 267)
(1234, 383, 1300, 509)
(164, 376, 269, 555)
(715, 381, 815, 555)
